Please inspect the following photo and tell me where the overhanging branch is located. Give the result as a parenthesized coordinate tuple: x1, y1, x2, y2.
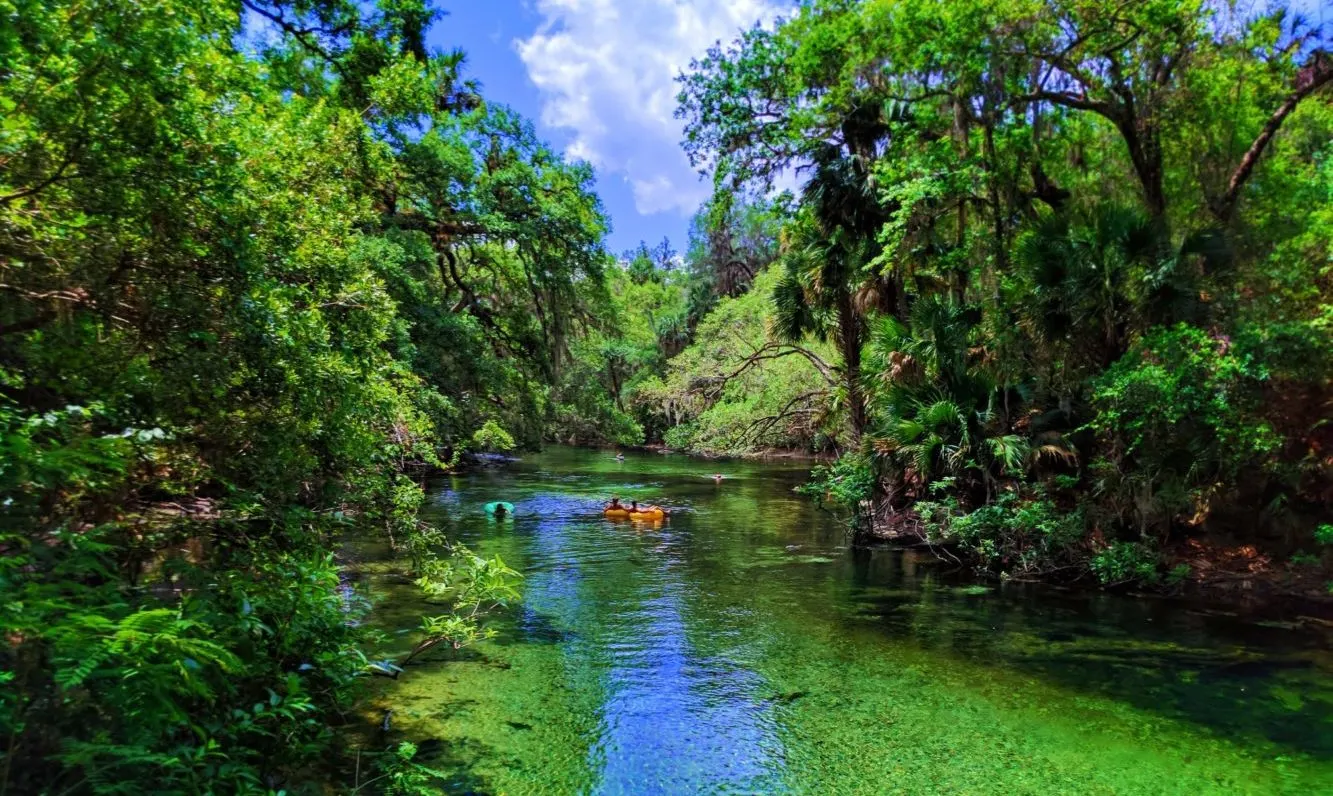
(1212, 51, 1332, 222)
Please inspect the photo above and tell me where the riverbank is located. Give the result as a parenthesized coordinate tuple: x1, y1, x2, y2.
(864, 512, 1333, 621)
(623, 441, 835, 462)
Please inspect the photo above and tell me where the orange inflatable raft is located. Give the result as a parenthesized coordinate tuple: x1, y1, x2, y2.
(603, 507, 666, 520)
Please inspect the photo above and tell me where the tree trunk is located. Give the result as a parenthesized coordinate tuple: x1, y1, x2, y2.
(1117, 117, 1168, 224)
(836, 287, 867, 443)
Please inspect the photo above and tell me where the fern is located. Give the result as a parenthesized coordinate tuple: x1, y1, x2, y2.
(53, 609, 241, 699)
(54, 646, 111, 690)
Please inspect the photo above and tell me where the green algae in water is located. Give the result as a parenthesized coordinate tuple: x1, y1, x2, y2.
(357, 447, 1333, 794)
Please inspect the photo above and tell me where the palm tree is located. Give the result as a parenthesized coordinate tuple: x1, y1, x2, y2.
(865, 295, 1050, 498)
(1013, 206, 1155, 367)
(1008, 204, 1233, 415)
(772, 128, 893, 441)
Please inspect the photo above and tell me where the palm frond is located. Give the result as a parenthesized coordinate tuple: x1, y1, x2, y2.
(920, 399, 966, 432)
(986, 434, 1031, 475)
(772, 268, 815, 342)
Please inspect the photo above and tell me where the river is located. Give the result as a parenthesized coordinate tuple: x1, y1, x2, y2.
(356, 446, 1333, 794)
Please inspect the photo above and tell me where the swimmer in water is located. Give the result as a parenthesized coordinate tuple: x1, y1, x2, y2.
(712, 473, 724, 482)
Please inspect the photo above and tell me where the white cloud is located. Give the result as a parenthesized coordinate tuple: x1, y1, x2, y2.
(515, 0, 783, 216)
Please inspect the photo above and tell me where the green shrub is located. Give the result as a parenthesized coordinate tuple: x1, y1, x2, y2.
(471, 420, 517, 453)
(1165, 563, 1192, 586)
(917, 493, 1085, 576)
(367, 741, 447, 795)
(1088, 324, 1283, 532)
(1051, 474, 1080, 490)
(799, 453, 875, 511)
(662, 423, 698, 451)
(1090, 542, 1161, 584)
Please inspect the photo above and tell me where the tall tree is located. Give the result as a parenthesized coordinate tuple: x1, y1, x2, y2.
(0, 0, 610, 789)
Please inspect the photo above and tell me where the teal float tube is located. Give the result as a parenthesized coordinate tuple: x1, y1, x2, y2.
(484, 501, 515, 517)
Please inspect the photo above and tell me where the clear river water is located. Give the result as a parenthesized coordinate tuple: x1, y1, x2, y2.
(356, 446, 1333, 794)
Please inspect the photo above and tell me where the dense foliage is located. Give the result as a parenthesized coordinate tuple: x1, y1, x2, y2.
(672, 0, 1333, 586)
(0, 0, 593, 790)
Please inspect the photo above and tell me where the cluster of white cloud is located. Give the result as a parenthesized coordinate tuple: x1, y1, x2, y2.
(516, 0, 783, 217)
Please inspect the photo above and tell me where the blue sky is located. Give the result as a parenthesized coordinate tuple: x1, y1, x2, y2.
(426, 1, 786, 256)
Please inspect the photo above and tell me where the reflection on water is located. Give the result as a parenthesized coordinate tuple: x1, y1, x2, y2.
(358, 447, 1333, 794)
